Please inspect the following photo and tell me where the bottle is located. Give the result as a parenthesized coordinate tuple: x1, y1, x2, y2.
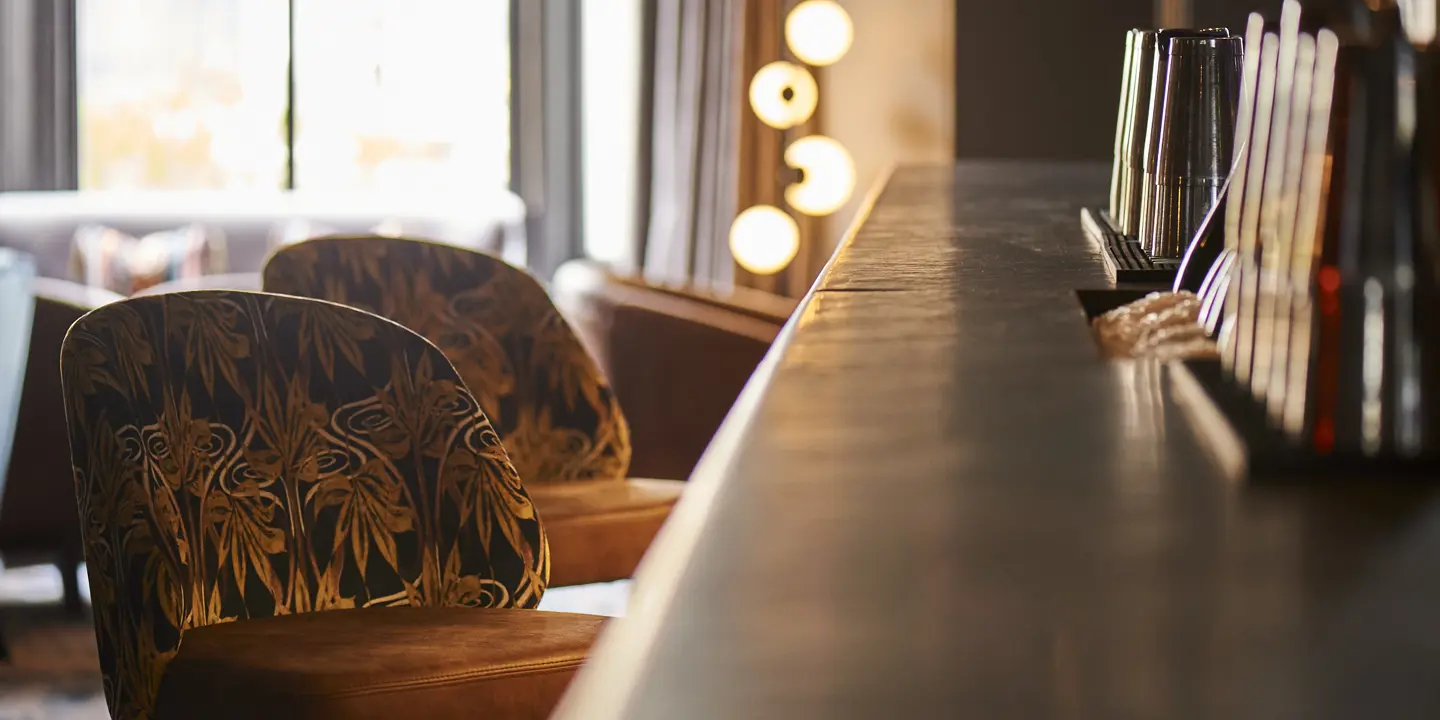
(1324, 2, 1419, 457)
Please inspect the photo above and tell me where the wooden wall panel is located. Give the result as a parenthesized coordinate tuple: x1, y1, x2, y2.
(953, 0, 1280, 161)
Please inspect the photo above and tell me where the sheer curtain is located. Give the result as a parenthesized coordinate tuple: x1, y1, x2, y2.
(639, 0, 741, 288)
(0, 0, 77, 192)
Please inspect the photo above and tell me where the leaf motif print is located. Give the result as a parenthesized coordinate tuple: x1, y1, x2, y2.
(165, 295, 252, 401)
(528, 309, 600, 412)
(277, 298, 376, 379)
(262, 236, 634, 485)
(204, 480, 287, 604)
(64, 291, 546, 720)
(310, 458, 414, 580)
(100, 304, 156, 400)
(337, 237, 388, 287)
(142, 391, 214, 495)
(243, 370, 329, 485)
(426, 310, 514, 425)
(311, 561, 357, 612)
(61, 339, 117, 398)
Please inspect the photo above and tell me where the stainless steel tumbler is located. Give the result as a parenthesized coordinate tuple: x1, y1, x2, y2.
(1116, 30, 1157, 236)
(1109, 30, 1140, 222)
(1139, 32, 1242, 259)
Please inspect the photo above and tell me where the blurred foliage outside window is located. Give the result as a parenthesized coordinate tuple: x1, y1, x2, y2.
(78, 0, 510, 193)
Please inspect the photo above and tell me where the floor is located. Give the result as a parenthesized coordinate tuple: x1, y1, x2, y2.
(0, 563, 631, 719)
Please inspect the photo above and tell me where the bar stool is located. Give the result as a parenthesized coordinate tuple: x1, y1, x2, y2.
(262, 237, 684, 587)
(62, 291, 603, 720)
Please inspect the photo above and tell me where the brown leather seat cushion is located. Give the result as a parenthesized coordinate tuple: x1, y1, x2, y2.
(154, 606, 604, 720)
(533, 478, 683, 587)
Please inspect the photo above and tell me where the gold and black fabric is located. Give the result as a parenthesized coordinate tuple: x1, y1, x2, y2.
(62, 291, 602, 720)
(263, 237, 682, 587)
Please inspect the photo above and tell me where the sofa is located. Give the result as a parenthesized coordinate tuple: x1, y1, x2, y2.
(0, 188, 527, 281)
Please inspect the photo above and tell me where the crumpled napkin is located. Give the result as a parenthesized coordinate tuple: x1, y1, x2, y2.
(1092, 291, 1218, 360)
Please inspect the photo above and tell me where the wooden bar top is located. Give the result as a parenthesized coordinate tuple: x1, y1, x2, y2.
(553, 163, 1440, 719)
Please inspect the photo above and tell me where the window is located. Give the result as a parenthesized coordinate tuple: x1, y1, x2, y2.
(581, 0, 643, 266)
(292, 0, 510, 193)
(77, 0, 289, 190)
(76, 0, 511, 194)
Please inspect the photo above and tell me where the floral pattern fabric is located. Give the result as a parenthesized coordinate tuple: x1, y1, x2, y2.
(262, 237, 632, 486)
(62, 291, 547, 719)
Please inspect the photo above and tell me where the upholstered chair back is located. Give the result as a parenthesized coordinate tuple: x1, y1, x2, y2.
(62, 291, 547, 719)
(263, 237, 631, 487)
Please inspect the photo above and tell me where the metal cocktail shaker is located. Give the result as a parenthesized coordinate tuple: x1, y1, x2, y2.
(1144, 35, 1243, 260)
(1108, 30, 1141, 223)
(1136, 29, 1240, 259)
(1114, 30, 1157, 236)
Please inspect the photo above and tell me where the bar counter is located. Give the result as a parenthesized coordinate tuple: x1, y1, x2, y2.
(554, 163, 1440, 719)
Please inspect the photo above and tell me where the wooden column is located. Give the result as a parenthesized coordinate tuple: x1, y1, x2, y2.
(952, 0, 1277, 162)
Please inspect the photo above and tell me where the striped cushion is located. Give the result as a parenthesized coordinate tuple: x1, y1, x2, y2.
(70, 224, 227, 295)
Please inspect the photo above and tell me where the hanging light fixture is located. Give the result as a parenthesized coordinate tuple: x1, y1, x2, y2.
(731, 0, 855, 277)
(730, 205, 801, 275)
(784, 0, 853, 67)
(749, 61, 819, 130)
(784, 135, 855, 216)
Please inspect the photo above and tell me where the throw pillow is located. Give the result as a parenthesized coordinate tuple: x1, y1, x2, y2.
(70, 224, 228, 295)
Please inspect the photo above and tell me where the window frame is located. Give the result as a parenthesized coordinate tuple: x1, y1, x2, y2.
(0, 0, 79, 192)
(511, 0, 584, 279)
(52, 0, 583, 275)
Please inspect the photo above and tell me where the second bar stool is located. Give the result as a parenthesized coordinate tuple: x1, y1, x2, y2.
(62, 291, 602, 720)
(262, 237, 683, 587)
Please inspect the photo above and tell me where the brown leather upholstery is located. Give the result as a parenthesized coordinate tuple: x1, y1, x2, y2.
(534, 479, 683, 587)
(154, 605, 603, 720)
(551, 260, 792, 481)
(1, 279, 121, 610)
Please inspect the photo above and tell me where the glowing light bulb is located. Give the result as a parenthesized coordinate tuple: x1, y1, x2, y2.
(785, 0, 853, 67)
(784, 135, 855, 217)
(748, 61, 818, 130)
(730, 205, 800, 275)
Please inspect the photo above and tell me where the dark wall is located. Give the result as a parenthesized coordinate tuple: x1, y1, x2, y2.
(953, 1, 1282, 160)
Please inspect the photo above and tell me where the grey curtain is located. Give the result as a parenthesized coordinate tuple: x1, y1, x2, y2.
(0, 0, 78, 192)
(513, 0, 584, 280)
(640, 0, 740, 288)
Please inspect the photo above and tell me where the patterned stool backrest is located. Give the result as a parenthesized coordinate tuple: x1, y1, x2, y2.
(62, 291, 547, 720)
(263, 236, 631, 486)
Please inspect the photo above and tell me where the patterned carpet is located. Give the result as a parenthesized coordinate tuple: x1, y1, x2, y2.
(0, 563, 629, 719)
(0, 564, 105, 720)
